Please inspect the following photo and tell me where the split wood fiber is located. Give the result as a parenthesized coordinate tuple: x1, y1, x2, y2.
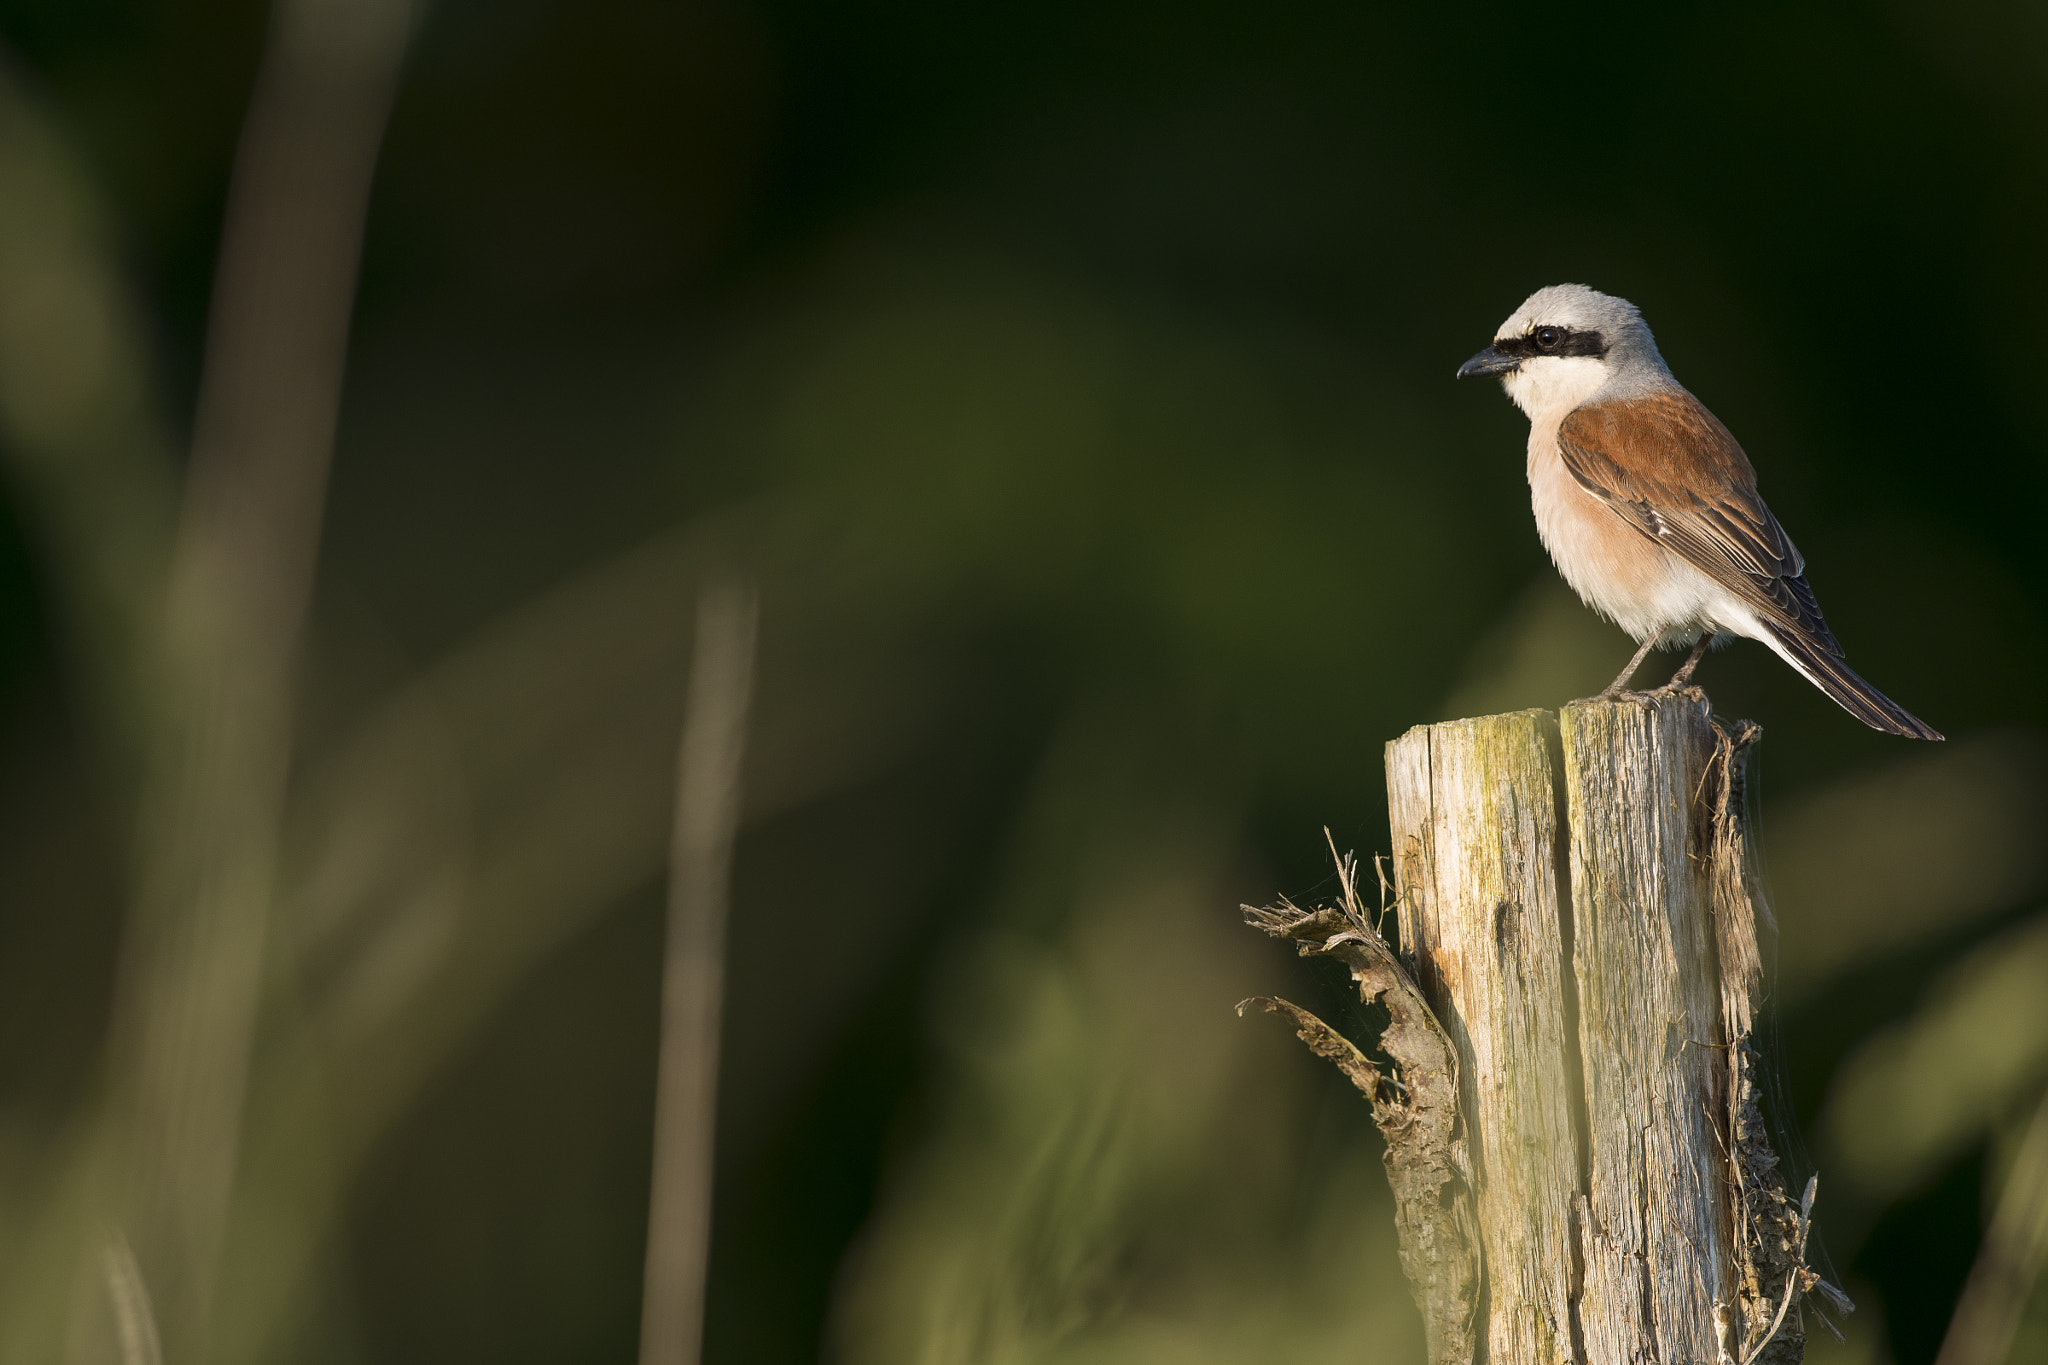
(1242, 850, 1481, 1365)
(1382, 692, 1792, 1365)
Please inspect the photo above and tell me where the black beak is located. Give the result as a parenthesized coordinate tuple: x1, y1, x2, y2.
(1456, 344, 1519, 379)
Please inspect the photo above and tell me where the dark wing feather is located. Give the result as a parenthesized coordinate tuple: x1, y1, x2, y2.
(1557, 391, 1843, 657)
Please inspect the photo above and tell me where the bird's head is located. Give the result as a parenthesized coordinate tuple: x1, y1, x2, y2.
(1457, 283, 1670, 417)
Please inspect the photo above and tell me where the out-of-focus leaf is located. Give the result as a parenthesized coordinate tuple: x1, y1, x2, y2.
(295, 515, 944, 1123)
(1767, 735, 2047, 999)
(832, 704, 1424, 1365)
(0, 50, 177, 770)
(1820, 912, 2048, 1199)
(207, 512, 950, 1358)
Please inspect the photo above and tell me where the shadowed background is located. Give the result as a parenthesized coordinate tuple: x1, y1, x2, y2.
(0, 1, 2044, 1362)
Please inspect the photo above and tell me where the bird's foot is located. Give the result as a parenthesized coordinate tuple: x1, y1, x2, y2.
(1569, 687, 1649, 706)
(1567, 682, 1704, 707)
(1572, 637, 1708, 707)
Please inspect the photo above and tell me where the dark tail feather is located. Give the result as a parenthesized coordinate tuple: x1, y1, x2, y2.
(1759, 622, 1944, 740)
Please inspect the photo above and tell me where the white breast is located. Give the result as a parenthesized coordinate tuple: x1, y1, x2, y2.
(1524, 414, 1733, 647)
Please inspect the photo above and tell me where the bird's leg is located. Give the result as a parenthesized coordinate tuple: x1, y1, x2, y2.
(1598, 636, 1661, 698)
(1660, 635, 1712, 691)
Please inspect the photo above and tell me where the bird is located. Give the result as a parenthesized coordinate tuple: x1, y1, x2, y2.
(1456, 283, 1941, 740)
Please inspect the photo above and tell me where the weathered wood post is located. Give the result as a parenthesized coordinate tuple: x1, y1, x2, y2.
(1245, 690, 1844, 1365)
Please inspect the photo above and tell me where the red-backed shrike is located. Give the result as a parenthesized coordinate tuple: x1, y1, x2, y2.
(1458, 284, 1940, 740)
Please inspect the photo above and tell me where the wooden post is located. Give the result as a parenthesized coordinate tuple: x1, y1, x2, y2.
(1245, 690, 1843, 1364)
(1392, 697, 1736, 1361)
(1385, 690, 1819, 1364)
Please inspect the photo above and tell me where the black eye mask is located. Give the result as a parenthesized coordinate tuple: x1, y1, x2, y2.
(1492, 326, 1609, 360)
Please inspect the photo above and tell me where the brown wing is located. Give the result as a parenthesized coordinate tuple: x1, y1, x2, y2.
(1557, 391, 1842, 656)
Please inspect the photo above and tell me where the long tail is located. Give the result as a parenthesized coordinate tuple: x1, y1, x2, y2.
(1756, 621, 1943, 740)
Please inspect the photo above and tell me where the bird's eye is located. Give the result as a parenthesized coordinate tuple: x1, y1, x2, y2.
(1536, 327, 1561, 350)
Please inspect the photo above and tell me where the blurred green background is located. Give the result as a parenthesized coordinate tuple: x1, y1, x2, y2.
(0, 0, 2045, 1362)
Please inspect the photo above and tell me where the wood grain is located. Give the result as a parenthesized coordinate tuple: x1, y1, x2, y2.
(1386, 694, 1750, 1365)
(1387, 711, 1583, 1365)
(1560, 695, 1728, 1365)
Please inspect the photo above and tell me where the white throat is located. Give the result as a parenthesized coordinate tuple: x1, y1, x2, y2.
(1502, 355, 1609, 424)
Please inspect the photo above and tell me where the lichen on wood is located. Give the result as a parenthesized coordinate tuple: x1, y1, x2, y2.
(1386, 709, 1584, 1365)
(1240, 841, 1481, 1365)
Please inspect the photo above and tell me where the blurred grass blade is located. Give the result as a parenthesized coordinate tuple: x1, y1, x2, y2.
(640, 580, 759, 1365)
(100, 1236, 162, 1365)
(1935, 1086, 2048, 1365)
(0, 50, 179, 779)
(100, 0, 417, 1354)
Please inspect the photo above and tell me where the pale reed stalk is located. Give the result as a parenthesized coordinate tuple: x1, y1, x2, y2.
(639, 581, 760, 1365)
(97, 0, 415, 1356)
(1935, 1086, 2048, 1365)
